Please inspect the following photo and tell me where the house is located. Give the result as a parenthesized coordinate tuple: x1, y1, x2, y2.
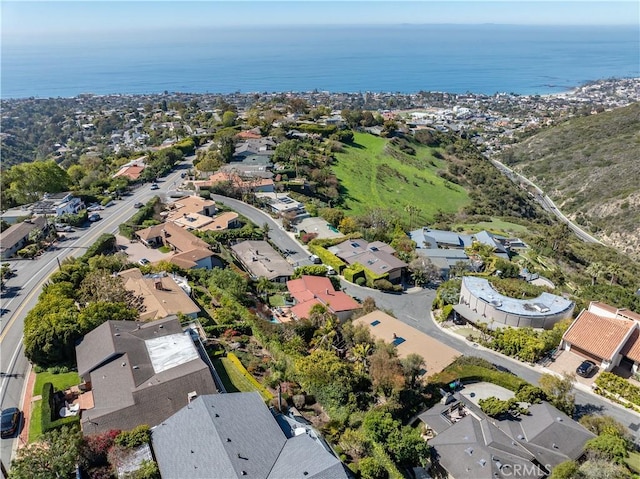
(165, 195, 217, 220)
(455, 276, 574, 329)
(112, 163, 145, 181)
(75, 316, 218, 434)
(420, 394, 595, 479)
(31, 192, 84, 217)
(415, 248, 471, 280)
(354, 310, 459, 378)
(329, 239, 407, 283)
(135, 221, 217, 270)
(152, 392, 349, 479)
(230, 240, 293, 283)
(254, 192, 308, 220)
(119, 268, 201, 320)
(0, 217, 50, 259)
(193, 172, 275, 193)
(287, 275, 361, 321)
(561, 301, 640, 373)
(410, 227, 510, 258)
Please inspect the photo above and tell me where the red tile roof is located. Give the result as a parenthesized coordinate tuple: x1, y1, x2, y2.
(621, 329, 640, 362)
(563, 311, 635, 361)
(113, 165, 145, 180)
(286, 275, 360, 317)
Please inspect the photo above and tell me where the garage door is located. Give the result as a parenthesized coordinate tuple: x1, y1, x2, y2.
(570, 345, 603, 363)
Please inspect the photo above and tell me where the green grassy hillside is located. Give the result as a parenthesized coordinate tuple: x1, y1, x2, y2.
(502, 102, 640, 258)
(332, 132, 469, 223)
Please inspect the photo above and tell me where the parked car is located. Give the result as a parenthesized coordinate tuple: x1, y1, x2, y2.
(576, 360, 597, 378)
(138, 258, 150, 266)
(87, 204, 104, 212)
(310, 254, 321, 264)
(1, 407, 21, 438)
(88, 213, 101, 222)
(134, 202, 144, 208)
(150, 183, 159, 190)
(54, 223, 73, 232)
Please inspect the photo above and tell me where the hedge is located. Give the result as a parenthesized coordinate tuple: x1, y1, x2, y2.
(227, 353, 273, 401)
(308, 243, 347, 273)
(204, 323, 253, 338)
(82, 234, 116, 260)
(595, 372, 640, 407)
(343, 264, 366, 284)
(41, 382, 79, 434)
(430, 358, 527, 393)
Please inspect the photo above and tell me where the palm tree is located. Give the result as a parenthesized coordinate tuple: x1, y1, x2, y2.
(311, 316, 338, 351)
(261, 222, 271, 240)
(405, 204, 420, 231)
(586, 261, 605, 286)
(607, 263, 623, 286)
(351, 343, 372, 374)
(256, 277, 272, 301)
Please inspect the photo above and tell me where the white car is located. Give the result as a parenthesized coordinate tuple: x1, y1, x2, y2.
(138, 258, 150, 266)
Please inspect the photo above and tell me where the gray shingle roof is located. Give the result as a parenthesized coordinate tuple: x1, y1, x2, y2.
(76, 317, 217, 434)
(152, 392, 348, 479)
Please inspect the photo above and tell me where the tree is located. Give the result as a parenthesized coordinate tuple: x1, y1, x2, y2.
(4, 160, 70, 205)
(607, 263, 623, 286)
(387, 426, 430, 466)
(352, 342, 372, 374)
(255, 277, 272, 301)
(294, 350, 355, 409)
(578, 458, 632, 479)
(585, 433, 629, 463)
(338, 216, 359, 234)
(196, 150, 223, 172)
(11, 426, 82, 479)
(401, 353, 425, 388)
(409, 256, 440, 286)
(404, 204, 420, 231)
(339, 428, 370, 459)
(358, 457, 388, 479)
(221, 110, 237, 127)
(586, 261, 606, 286)
(549, 460, 579, 479)
(579, 414, 630, 438)
(362, 410, 398, 443)
(369, 342, 405, 398)
(448, 260, 469, 279)
(478, 397, 520, 418)
(515, 384, 546, 404)
(78, 301, 138, 332)
(79, 270, 141, 308)
(538, 372, 575, 415)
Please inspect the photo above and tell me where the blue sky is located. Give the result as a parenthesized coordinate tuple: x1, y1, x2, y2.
(2, 1, 638, 37)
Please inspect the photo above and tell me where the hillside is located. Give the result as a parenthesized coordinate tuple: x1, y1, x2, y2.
(501, 102, 640, 258)
(332, 132, 470, 223)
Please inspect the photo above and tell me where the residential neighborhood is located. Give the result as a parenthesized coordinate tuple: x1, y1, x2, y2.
(1, 79, 639, 479)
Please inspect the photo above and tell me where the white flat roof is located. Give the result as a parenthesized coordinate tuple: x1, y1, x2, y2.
(145, 332, 199, 374)
(463, 276, 574, 317)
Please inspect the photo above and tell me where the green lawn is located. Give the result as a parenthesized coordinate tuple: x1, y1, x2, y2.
(268, 294, 286, 307)
(453, 327, 478, 339)
(214, 357, 258, 394)
(625, 451, 640, 473)
(333, 132, 469, 223)
(29, 370, 80, 442)
(158, 245, 171, 253)
(454, 217, 529, 235)
(33, 370, 80, 397)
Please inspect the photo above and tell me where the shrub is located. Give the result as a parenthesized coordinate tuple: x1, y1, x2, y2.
(40, 382, 80, 434)
(358, 457, 388, 479)
(307, 243, 347, 273)
(373, 279, 394, 291)
(82, 234, 116, 260)
(439, 304, 453, 321)
(595, 372, 640, 407)
(115, 425, 151, 449)
(300, 232, 318, 244)
(516, 384, 546, 404)
(355, 277, 366, 286)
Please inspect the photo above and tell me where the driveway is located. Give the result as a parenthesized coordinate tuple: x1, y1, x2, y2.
(546, 349, 601, 388)
(115, 235, 172, 264)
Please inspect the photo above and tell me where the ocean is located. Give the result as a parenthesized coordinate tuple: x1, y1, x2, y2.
(1, 24, 638, 99)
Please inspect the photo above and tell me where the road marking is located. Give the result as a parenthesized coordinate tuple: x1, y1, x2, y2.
(406, 315, 419, 322)
(0, 336, 24, 402)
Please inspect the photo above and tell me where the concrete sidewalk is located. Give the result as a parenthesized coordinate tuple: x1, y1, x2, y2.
(15, 367, 35, 455)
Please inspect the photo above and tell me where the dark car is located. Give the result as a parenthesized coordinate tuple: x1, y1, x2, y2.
(134, 202, 144, 208)
(1, 407, 21, 438)
(576, 360, 597, 378)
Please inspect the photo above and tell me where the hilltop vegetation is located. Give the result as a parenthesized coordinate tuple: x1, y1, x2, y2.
(501, 102, 640, 258)
(332, 132, 469, 223)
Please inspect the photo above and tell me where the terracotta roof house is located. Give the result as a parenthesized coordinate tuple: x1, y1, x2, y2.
(119, 269, 201, 320)
(420, 393, 594, 479)
(230, 240, 294, 283)
(76, 317, 218, 434)
(113, 164, 145, 181)
(561, 301, 640, 373)
(135, 221, 216, 270)
(456, 276, 575, 330)
(152, 392, 349, 479)
(354, 310, 459, 378)
(165, 195, 217, 221)
(287, 275, 361, 321)
(0, 217, 49, 260)
(329, 239, 407, 284)
(236, 128, 263, 140)
(193, 172, 275, 193)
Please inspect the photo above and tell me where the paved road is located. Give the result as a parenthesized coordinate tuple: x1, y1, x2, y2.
(490, 158, 603, 244)
(209, 194, 313, 268)
(0, 159, 191, 467)
(339, 281, 640, 440)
